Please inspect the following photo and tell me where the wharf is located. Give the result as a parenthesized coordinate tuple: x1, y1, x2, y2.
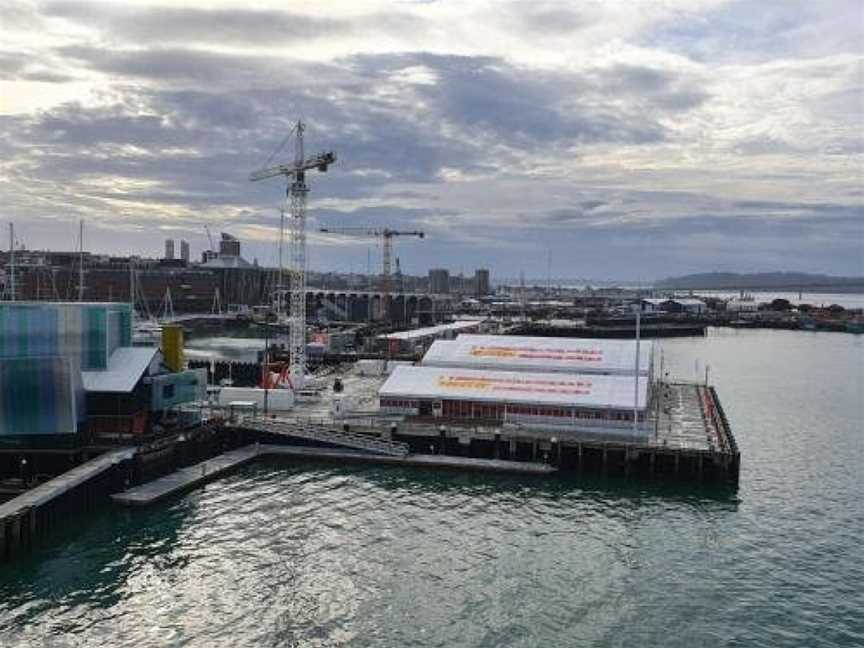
(111, 445, 259, 506)
(0, 447, 135, 559)
(112, 444, 555, 507)
(239, 379, 739, 484)
(0, 447, 135, 522)
(259, 445, 556, 475)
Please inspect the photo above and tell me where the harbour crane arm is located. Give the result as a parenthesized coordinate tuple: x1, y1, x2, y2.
(319, 227, 425, 239)
(249, 152, 337, 182)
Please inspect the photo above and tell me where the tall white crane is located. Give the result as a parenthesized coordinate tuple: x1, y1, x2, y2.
(250, 121, 336, 387)
(319, 227, 424, 319)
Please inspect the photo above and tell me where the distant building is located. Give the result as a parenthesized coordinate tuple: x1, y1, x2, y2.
(475, 269, 490, 296)
(641, 298, 707, 314)
(219, 233, 241, 258)
(164, 239, 175, 260)
(180, 240, 190, 264)
(429, 268, 450, 294)
(202, 250, 219, 264)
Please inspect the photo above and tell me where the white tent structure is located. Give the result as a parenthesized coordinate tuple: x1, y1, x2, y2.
(421, 335, 653, 377)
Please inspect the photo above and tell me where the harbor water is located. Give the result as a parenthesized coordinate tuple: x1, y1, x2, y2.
(1, 329, 862, 647)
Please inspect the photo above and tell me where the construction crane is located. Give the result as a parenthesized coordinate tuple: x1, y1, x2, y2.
(250, 121, 336, 388)
(319, 227, 424, 318)
(204, 225, 215, 253)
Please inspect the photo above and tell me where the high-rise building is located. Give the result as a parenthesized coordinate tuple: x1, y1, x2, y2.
(429, 268, 450, 294)
(164, 239, 175, 260)
(475, 268, 490, 296)
(219, 233, 241, 257)
(180, 240, 190, 263)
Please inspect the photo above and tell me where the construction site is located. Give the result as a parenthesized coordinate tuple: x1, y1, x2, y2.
(0, 121, 739, 561)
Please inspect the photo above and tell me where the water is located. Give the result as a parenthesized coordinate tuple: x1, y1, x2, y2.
(2, 329, 863, 647)
(185, 335, 267, 362)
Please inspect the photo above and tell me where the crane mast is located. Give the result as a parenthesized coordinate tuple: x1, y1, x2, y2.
(319, 227, 424, 320)
(250, 121, 336, 388)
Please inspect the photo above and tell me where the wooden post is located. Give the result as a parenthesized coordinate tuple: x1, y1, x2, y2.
(674, 451, 680, 478)
(577, 443, 583, 474)
(602, 445, 608, 476)
(649, 451, 656, 479)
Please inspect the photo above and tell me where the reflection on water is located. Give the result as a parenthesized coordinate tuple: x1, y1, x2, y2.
(185, 336, 268, 362)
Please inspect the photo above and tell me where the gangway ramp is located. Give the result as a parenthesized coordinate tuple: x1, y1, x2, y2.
(244, 418, 410, 457)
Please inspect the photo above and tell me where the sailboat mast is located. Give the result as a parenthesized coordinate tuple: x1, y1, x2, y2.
(78, 220, 85, 301)
(8, 223, 15, 302)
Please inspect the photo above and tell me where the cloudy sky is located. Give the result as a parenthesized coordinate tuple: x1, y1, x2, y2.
(1, 0, 862, 281)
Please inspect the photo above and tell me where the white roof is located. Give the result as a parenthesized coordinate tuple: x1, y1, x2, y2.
(380, 365, 647, 410)
(671, 298, 706, 306)
(421, 335, 652, 375)
(378, 320, 481, 341)
(82, 347, 159, 392)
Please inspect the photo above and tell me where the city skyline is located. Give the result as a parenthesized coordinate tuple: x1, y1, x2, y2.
(1, 0, 862, 280)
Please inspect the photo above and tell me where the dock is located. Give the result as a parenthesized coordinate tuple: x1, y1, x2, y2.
(111, 445, 260, 506)
(0, 447, 135, 558)
(111, 443, 556, 507)
(259, 445, 556, 475)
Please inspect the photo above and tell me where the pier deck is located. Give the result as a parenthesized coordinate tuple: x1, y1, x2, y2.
(237, 379, 739, 484)
(0, 447, 135, 522)
(111, 445, 259, 506)
(260, 445, 556, 475)
(112, 444, 556, 506)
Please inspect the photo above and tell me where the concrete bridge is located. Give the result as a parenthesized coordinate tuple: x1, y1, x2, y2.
(163, 290, 456, 325)
(307, 290, 454, 323)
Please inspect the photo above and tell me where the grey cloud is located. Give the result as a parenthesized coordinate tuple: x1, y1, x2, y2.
(351, 53, 669, 146)
(0, 50, 74, 83)
(0, 51, 28, 79)
(595, 64, 709, 111)
(42, 2, 422, 46)
(44, 3, 349, 44)
(57, 45, 701, 148)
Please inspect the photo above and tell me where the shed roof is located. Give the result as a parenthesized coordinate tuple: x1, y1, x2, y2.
(81, 346, 159, 393)
(378, 320, 481, 341)
(421, 335, 652, 375)
(380, 365, 647, 410)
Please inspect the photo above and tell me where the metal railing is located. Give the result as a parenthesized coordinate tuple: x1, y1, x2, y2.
(246, 418, 410, 457)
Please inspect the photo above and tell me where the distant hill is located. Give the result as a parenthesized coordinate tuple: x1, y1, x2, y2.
(655, 272, 864, 292)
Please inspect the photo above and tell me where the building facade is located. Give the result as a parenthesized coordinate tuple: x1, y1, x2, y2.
(429, 268, 450, 294)
(475, 269, 490, 296)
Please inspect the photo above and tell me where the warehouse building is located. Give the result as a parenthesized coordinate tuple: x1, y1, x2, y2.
(377, 320, 483, 354)
(421, 335, 653, 377)
(379, 365, 649, 437)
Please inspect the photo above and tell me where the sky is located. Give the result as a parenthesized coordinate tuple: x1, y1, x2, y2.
(0, 0, 862, 281)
